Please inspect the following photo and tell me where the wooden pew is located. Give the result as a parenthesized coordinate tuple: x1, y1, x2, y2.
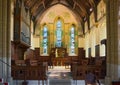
(11, 65, 48, 85)
(72, 57, 106, 85)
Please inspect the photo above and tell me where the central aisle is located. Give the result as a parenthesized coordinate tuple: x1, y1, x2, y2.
(14, 66, 86, 85)
(48, 66, 71, 85)
(48, 66, 71, 79)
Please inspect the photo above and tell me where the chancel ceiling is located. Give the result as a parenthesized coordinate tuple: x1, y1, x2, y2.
(24, 0, 100, 23)
(40, 4, 78, 24)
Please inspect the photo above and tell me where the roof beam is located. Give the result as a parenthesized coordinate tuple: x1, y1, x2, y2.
(24, 0, 37, 9)
(73, 1, 76, 9)
(33, 0, 53, 17)
(42, 1, 45, 8)
(24, 0, 31, 6)
(89, 0, 96, 7)
(29, 0, 38, 9)
(31, 0, 44, 14)
(74, 1, 87, 16)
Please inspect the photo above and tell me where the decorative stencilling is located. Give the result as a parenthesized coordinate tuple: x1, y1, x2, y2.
(47, 11, 71, 19)
(97, 0, 106, 20)
(47, 11, 55, 18)
(63, 12, 70, 19)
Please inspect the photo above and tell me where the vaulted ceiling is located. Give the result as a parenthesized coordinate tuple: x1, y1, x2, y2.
(24, 0, 100, 23)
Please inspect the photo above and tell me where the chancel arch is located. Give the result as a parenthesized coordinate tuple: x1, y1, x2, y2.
(37, 4, 78, 57)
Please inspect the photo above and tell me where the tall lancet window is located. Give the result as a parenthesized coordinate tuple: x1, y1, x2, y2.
(70, 26, 75, 54)
(56, 20, 62, 47)
(43, 26, 48, 54)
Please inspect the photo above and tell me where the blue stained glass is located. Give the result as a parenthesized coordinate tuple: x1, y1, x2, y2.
(56, 20, 62, 47)
(43, 26, 48, 54)
(57, 20, 62, 27)
(70, 26, 75, 54)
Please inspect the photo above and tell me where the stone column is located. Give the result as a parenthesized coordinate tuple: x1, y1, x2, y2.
(0, 0, 13, 84)
(7, 0, 13, 85)
(117, 0, 120, 80)
(0, 0, 3, 78)
(2, 0, 8, 81)
(0, 0, 8, 79)
(105, 0, 119, 85)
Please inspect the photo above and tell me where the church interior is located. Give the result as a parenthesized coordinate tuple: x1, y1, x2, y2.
(0, 0, 120, 85)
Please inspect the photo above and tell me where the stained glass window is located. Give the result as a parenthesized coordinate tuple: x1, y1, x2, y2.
(56, 20, 62, 47)
(70, 26, 75, 54)
(43, 26, 48, 54)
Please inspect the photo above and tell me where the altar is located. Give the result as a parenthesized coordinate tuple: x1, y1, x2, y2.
(50, 47, 67, 58)
(50, 47, 70, 66)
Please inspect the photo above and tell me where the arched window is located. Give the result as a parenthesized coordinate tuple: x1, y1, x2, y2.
(70, 26, 75, 54)
(43, 25, 48, 54)
(56, 20, 62, 47)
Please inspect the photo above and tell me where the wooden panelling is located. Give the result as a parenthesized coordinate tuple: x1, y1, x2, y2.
(78, 48, 85, 59)
(11, 41, 27, 60)
(34, 48, 40, 57)
(25, 49, 34, 60)
(12, 65, 48, 81)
